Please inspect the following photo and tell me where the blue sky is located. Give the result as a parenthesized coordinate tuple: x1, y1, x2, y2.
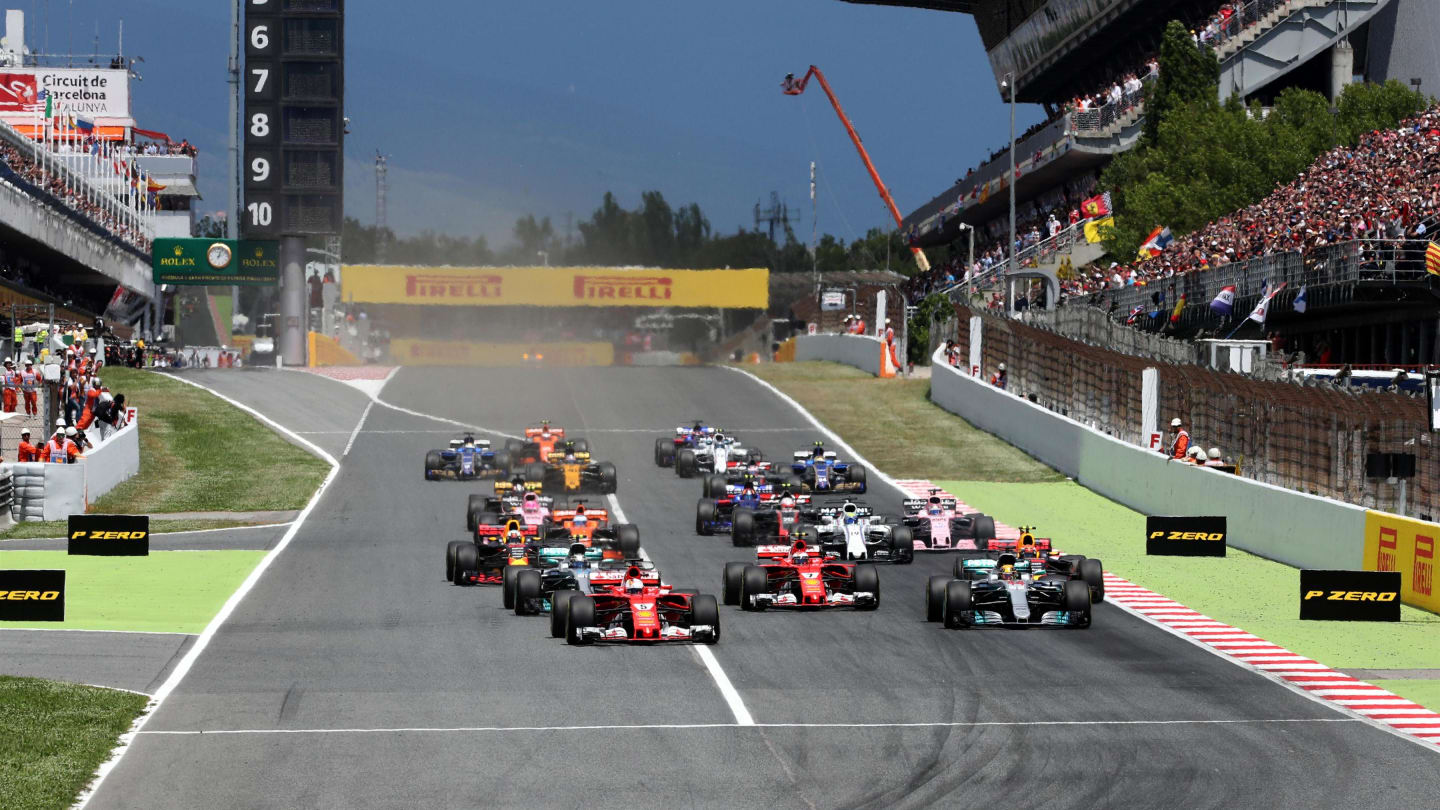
(35, 0, 1043, 246)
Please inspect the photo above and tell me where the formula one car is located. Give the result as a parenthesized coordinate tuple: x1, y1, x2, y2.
(503, 421, 588, 471)
(446, 519, 542, 585)
(676, 432, 762, 480)
(504, 545, 649, 613)
(532, 446, 618, 494)
(800, 500, 913, 564)
(721, 539, 880, 610)
(551, 565, 720, 645)
(700, 457, 782, 498)
(789, 444, 867, 493)
(654, 421, 717, 467)
(900, 492, 996, 551)
(424, 434, 503, 481)
(695, 477, 779, 536)
(466, 483, 554, 533)
(541, 503, 641, 559)
(924, 534, 1105, 628)
(728, 491, 812, 547)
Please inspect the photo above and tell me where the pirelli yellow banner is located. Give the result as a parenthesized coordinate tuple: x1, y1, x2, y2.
(1363, 510, 1440, 614)
(390, 339, 614, 367)
(341, 266, 769, 308)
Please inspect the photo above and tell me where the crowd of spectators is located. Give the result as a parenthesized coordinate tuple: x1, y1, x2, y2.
(1062, 104, 1440, 298)
(0, 140, 151, 252)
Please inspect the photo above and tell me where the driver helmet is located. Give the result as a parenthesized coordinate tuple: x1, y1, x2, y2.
(623, 570, 644, 592)
(564, 448, 577, 460)
(742, 480, 757, 495)
(523, 492, 539, 505)
(692, 421, 704, 432)
(568, 552, 589, 569)
(714, 432, 726, 443)
(463, 436, 475, 447)
(812, 446, 825, 459)
(1000, 564, 1015, 574)
(779, 493, 795, 508)
(928, 496, 943, 515)
(842, 504, 858, 525)
(792, 550, 810, 565)
(572, 512, 588, 527)
(506, 528, 523, 542)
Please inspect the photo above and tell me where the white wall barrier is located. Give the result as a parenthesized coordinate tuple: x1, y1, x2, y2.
(794, 334, 883, 377)
(930, 346, 1367, 569)
(6, 419, 141, 522)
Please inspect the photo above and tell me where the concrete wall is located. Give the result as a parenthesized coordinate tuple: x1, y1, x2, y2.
(930, 346, 1367, 569)
(0, 176, 154, 294)
(794, 334, 883, 377)
(7, 420, 141, 522)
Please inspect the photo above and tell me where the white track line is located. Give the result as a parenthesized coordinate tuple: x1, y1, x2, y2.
(605, 492, 755, 726)
(289, 366, 522, 440)
(132, 717, 1359, 736)
(73, 373, 347, 809)
(343, 400, 375, 457)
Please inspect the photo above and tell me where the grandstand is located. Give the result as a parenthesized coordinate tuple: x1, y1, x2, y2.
(843, 0, 1440, 364)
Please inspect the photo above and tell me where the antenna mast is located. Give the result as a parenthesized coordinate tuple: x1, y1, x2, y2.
(374, 151, 388, 263)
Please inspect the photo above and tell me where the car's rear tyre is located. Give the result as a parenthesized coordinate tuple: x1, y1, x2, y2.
(514, 569, 542, 616)
(925, 575, 949, 622)
(571, 438, 589, 453)
(953, 556, 969, 580)
(523, 462, 546, 483)
(943, 580, 973, 628)
(655, 438, 675, 467)
(616, 524, 641, 558)
(849, 465, 867, 493)
(703, 474, 727, 499)
(676, 449, 697, 478)
(740, 565, 768, 611)
(732, 509, 755, 547)
(566, 595, 596, 645)
(853, 564, 880, 610)
(1063, 579, 1092, 627)
(1078, 558, 1105, 602)
(597, 461, 618, 493)
(722, 561, 746, 606)
(502, 564, 521, 608)
(446, 540, 466, 581)
(551, 589, 580, 638)
(690, 594, 720, 643)
(890, 526, 913, 563)
(973, 516, 996, 550)
(695, 499, 717, 536)
(453, 543, 479, 586)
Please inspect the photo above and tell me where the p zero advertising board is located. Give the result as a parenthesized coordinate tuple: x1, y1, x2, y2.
(1300, 569, 1401, 621)
(68, 514, 150, 556)
(1145, 516, 1227, 557)
(1363, 510, 1440, 614)
(341, 266, 770, 309)
(0, 569, 65, 621)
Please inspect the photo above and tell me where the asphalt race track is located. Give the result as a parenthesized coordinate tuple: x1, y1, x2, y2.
(86, 366, 1440, 809)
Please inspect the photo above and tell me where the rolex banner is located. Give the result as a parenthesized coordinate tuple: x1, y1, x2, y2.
(153, 239, 280, 286)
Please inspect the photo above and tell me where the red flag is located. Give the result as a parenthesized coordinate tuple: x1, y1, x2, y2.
(1081, 192, 1112, 218)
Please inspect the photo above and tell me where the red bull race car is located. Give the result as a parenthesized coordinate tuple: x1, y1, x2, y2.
(721, 539, 880, 611)
(445, 519, 542, 585)
(550, 563, 721, 645)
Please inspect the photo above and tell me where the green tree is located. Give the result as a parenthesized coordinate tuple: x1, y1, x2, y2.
(1336, 79, 1430, 144)
(1142, 20, 1220, 146)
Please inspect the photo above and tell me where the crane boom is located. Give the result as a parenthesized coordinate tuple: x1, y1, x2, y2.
(782, 65, 930, 272)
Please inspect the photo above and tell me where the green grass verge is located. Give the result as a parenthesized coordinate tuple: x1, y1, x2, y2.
(90, 368, 328, 513)
(1366, 680, 1440, 710)
(937, 480, 1440, 672)
(0, 519, 263, 540)
(0, 676, 146, 810)
(0, 550, 265, 633)
(747, 362, 1062, 482)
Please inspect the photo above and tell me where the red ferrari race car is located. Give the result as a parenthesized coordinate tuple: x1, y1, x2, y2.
(721, 539, 880, 611)
(550, 564, 721, 645)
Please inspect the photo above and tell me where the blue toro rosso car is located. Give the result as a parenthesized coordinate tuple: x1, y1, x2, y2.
(695, 479, 778, 536)
(789, 444, 867, 493)
(655, 421, 718, 467)
(424, 434, 504, 481)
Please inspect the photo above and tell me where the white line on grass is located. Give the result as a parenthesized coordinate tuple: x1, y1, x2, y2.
(606, 492, 755, 727)
(73, 373, 346, 808)
(133, 717, 1362, 736)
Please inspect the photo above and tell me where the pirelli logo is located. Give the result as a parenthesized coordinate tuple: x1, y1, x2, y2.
(1376, 526, 1399, 572)
(404, 274, 503, 300)
(572, 275, 672, 301)
(1414, 535, 1434, 598)
(68, 515, 150, 556)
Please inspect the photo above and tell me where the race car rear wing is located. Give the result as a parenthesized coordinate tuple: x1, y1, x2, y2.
(816, 504, 872, 518)
(901, 498, 957, 514)
(525, 426, 566, 439)
(495, 481, 545, 494)
(792, 450, 840, 462)
(551, 508, 609, 525)
(546, 451, 591, 463)
(756, 543, 821, 559)
(475, 524, 541, 539)
(588, 568, 662, 586)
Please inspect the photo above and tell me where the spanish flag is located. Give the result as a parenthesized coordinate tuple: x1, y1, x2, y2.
(1169, 293, 1186, 323)
(1427, 241, 1440, 276)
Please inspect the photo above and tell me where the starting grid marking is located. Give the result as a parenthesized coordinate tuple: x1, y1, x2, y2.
(902, 478, 1440, 751)
(894, 480, 1022, 540)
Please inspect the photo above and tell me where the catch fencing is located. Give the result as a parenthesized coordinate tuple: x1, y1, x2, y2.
(951, 304, 1439, 518)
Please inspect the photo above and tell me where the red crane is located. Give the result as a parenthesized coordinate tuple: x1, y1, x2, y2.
(782, 65, 930, 272)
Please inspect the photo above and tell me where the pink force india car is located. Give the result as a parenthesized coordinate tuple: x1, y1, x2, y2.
(900, 491, 997, 551)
